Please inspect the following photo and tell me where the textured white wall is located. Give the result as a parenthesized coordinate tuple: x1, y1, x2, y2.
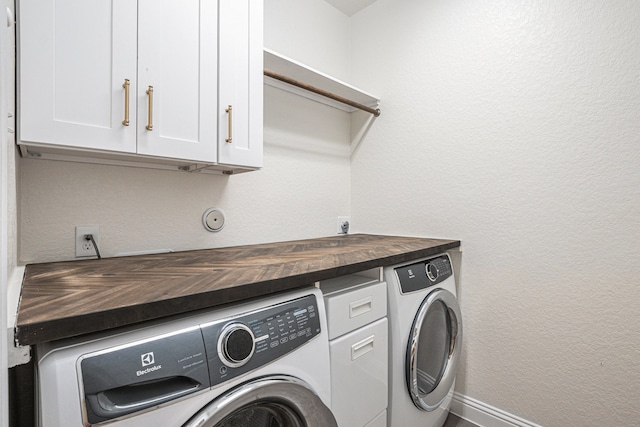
(18, 0, 352, 263)
(16, 1, 640, 425)
(264, 0, 350, 80)
(350, 1, 640, 426)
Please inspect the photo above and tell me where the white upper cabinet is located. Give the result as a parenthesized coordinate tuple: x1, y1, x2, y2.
(218, 0, 263, 168)
(136, 0, 218, 162)
(18, 0, 263, 172)
(18, 0, 138, 153)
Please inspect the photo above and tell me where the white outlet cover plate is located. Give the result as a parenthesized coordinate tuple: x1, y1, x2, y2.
(75, 226, 100, 257)
(337, 216, 350, 234)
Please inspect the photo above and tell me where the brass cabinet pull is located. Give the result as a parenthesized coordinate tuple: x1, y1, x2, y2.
(146, 86, 154, 131)
(225, 105, 232, 143)
(122, 79, 130, 126)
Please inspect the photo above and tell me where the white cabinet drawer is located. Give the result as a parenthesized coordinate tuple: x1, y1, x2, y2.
(330, 318, 388, 427)
(323, 280, 386, 340)
(365, 411, 386, 427)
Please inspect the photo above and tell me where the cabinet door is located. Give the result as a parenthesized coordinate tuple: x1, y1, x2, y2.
(330, 318, 388, 427)
(137, 0, 217, 162)
(18, 0, 137, 153)
(218, 0, 263, 168)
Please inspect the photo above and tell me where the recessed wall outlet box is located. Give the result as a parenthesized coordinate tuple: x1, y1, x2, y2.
(337, 217, 350, 234)
(203, 208, 225, 232)
(75, 226, 100, 258)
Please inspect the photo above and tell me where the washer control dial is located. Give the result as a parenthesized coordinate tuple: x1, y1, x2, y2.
(217, 323, 255, 368)
(425, 262, 439, 282)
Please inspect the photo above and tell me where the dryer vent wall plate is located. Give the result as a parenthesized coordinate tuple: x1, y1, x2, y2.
(203, 208, 225, 232)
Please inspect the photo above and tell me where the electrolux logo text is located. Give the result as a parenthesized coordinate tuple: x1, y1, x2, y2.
(137, 352, 162, 377)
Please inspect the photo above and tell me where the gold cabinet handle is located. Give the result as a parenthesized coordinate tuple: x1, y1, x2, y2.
(146, 86, 154, 131)
(225, 105, 232, 143)
(122, 79, 130, 126)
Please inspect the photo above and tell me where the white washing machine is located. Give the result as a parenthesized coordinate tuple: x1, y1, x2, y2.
(384, 253, 463, 427)
(35, 287, 337, 427)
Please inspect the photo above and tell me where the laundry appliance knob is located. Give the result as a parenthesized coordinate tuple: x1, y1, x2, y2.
(218, 323, 255, 368)
(425, 262, 439, 282)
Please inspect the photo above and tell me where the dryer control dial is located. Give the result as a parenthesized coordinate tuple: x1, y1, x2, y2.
(425, 262, 439, 282)
(217, 323, 255, 368)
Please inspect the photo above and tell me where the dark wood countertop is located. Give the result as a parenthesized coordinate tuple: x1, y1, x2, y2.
(15, 234, 460, 345)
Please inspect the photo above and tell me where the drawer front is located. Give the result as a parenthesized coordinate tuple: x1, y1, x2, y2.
(324, 281, 386, 340)
(330, 318, 388, 427)
(364, 410, 386, 427)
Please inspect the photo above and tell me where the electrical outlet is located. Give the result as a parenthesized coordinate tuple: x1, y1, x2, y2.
(337, 217, 350, 234)
(75, 226, 100, 258)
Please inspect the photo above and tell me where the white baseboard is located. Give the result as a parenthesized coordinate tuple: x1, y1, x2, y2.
(450, 392, 543, 427)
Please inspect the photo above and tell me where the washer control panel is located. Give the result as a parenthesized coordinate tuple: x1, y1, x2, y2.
(75, 293, 321, 425)
(201, 294, 321, 387)
(395, 254, 453, 294)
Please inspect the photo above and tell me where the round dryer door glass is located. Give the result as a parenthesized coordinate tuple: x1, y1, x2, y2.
(416, 300, 450, 394)
(406, 288, 463, 411)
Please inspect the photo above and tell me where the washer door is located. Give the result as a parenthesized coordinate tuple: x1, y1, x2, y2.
(183, 375, 337, 427)
(406, 288, 463, 411)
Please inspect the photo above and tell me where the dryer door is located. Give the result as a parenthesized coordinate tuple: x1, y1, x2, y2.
(183, 375, 337, 427)
(406, 288, 463, 411)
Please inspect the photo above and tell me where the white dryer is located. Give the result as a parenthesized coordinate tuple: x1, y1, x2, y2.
(36, 287, 337, 427)
(384, 253, 463, 427)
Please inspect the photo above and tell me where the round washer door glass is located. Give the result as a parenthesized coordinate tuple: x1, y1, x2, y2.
(406, 288, 463, 411)
(183, 376, 337, 427)
(213, 403, 301, 426)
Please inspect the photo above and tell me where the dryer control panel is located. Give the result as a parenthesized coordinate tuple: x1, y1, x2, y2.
(395, 254, 453, 293)
(201, 294, 321, 387)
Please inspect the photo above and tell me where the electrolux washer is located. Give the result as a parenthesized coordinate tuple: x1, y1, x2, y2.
(36, 287, 337, 427)
(384, 253, 463, 427)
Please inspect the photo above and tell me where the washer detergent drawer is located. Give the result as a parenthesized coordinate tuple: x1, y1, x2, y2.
(323, 280, 386, 340)
(329, 318, 388, 427)
(79, 327, 210, 424)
